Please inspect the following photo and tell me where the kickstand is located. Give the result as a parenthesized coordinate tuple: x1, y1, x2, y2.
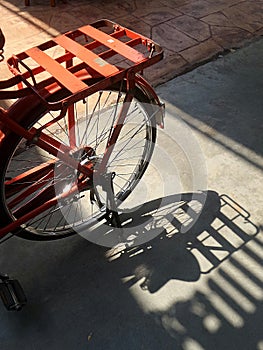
(101, 172, 124, 243)
(0, 274, 27, 311)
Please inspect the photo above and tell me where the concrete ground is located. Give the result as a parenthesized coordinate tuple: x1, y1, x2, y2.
(0, 25, 262, 350)
(0, 0, 263, 349)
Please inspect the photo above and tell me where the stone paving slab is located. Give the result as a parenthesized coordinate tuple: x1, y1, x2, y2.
(0, 0, 263, 86)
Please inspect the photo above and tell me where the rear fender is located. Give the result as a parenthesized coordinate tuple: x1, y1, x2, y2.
(135, 74, 165, 128)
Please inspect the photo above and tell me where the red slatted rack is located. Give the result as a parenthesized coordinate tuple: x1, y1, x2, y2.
(7, 19, 163, 108)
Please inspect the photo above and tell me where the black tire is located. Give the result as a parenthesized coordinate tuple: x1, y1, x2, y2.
(0, 81, 157, 240)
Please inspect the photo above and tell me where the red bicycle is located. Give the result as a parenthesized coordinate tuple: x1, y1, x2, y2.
(0, 20, 164, 309)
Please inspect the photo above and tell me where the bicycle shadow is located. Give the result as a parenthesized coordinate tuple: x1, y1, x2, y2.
(0, 190, 259, 297)
(104, 190, 259, 293)
(102, 191, 262, 349)
(148, 220, 262, 349)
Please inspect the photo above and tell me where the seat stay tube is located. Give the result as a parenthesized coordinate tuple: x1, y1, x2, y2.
(98, 70, 136, 173)
(0, 108, 92, 178)
(68, 104, 77, 148)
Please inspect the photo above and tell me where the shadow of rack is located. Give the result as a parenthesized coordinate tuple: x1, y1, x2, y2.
(104, 191, 260, 292)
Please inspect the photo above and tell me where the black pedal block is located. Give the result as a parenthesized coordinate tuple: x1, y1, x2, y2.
(0, 278, 27, 311)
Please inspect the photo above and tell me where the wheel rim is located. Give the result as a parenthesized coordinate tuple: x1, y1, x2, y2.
(4, 89, 156, 237)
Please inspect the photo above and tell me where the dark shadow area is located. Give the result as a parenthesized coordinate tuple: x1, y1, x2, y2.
(0, 28, 4, 62)
(0, 190, 260, 349)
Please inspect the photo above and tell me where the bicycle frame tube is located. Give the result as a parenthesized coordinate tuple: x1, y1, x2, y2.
(0, 107, 93, 177)
(98, 71, 136, 172)
(0, 179, 91, 238)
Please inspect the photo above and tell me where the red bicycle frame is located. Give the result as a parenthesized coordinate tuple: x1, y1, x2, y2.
(0, 19, 164, 238)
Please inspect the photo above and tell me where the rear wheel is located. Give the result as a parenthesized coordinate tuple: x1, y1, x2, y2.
(0, 84, 157, 240)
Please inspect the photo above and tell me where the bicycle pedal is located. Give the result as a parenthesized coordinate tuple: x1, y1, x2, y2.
(0, 278, 27, 311)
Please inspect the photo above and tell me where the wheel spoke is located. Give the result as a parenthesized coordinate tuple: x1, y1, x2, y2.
(5, 161, 55, 198)
(13, 183, 56, 218)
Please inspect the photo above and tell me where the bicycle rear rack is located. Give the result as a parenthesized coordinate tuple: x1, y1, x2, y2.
(6, 19, 163, 110)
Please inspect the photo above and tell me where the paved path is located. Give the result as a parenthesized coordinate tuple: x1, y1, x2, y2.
(0, 31, 262, 350)
(0, 2, 262, 348)
(1, 0, 263, 84)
